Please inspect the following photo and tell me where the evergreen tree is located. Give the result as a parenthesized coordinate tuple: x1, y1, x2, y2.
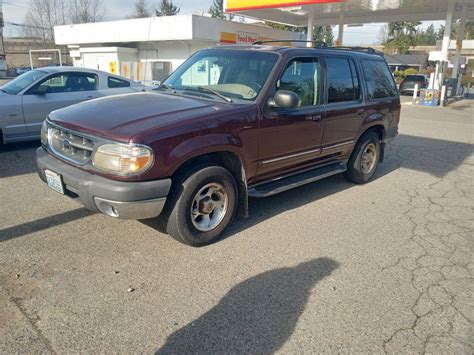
(209, 0, 225, 19)
(312, 26, 334, 46)
(155, 0, 180, 16)
(129, 0, 151, 19)
(209, 0, 233, 20)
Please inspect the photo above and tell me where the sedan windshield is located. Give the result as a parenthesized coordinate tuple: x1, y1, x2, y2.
(160, 49, 279, 102)
(1, 70, 47, 95)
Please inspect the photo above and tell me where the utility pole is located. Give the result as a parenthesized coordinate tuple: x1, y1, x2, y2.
(0, 0, 6, 77)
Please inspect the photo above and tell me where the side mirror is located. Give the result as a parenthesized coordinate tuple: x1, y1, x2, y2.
(269, 90, 299, 109)
(30, 85, 49, 95)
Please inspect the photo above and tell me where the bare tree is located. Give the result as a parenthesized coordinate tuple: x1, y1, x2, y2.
(69, 0, 105, 24)
(23, 0, 68, 41)
(377, 24, 389, 44)
(128, 0, 151, 19)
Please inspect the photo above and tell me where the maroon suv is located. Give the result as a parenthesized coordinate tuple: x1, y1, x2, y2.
(37, 44, 400, 246)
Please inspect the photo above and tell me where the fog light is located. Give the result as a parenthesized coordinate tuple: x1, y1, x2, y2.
(94, 198, 120, 218)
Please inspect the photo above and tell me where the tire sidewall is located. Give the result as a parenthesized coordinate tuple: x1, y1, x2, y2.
(348, 132, 381, 184)
(170, 166, 238, 246)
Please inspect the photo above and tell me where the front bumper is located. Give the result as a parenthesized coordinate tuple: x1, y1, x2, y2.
(36, 147, 172, 219)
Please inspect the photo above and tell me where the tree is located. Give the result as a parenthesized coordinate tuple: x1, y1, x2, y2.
(128, 0, 151, 19)
(437, 24, 445, 41)
(209, 0, 224, 19)
(23, 0, 68, 41)
(388, 21, 421, 37)
(377, 24, 389, 44)
(465, 21, 474, 39)
(385, 35, 416, 54)
(155, 0, 180, 16)
(69, 0, 105, 24)
(310, 25, 333, 46)
(415, 24, 437, 46)
(384, 21, 421, 54)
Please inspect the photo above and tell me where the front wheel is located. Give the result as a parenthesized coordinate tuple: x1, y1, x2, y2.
(165, 164, 238, 246)
(344, 131, 381, 184)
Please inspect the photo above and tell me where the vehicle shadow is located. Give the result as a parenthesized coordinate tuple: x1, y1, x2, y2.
(0, 208, 92, 242)
(0, 141, 40, 179)
(155, 257, 339, 354)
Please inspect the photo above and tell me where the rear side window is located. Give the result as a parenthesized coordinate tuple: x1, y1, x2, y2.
(326, 57, 360, 103)
(108, 77, 131, 88)
(361, 60, 398, 99)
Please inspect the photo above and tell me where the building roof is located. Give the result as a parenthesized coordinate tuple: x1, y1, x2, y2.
(54, 14, 304, 46)
(383, 54, 428, 67)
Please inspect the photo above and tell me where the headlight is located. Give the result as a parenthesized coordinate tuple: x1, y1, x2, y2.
(92, 143, 153, 175)
(41, 120, 48, 146)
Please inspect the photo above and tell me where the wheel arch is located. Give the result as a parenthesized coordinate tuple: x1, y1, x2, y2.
(171, 151, 249, 218)
(357, 124, 385, 162)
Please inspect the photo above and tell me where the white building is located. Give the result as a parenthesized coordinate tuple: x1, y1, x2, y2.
(54, 14, 304, 83)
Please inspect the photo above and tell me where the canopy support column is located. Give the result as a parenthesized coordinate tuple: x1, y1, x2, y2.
(452, 2, 467, 80)
(336, 5, 345, 46)
(306, 10, 314, 47)
(439, 0, 455, 88)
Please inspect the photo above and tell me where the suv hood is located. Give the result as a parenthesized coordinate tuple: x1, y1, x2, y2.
(48, 92, 227, 141)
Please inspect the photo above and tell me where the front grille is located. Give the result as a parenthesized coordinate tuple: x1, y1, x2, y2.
(49, 126, 95, 165)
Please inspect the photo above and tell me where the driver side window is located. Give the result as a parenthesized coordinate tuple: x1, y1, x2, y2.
(31, 72, 98, 94)
(277, 58, 320, 107)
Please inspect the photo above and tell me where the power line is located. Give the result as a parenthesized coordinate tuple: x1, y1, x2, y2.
(5, 21, 50, 30)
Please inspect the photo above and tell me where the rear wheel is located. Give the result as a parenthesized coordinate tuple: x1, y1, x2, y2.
(344, 131, 381, 184)
(164, 164, 238, 246)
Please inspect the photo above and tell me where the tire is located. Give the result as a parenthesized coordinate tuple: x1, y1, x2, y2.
(344, 131, 381, 184)
(164, 164, 238, 247)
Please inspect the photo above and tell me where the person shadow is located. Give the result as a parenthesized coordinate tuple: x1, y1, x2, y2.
(155, 257, 339, 354)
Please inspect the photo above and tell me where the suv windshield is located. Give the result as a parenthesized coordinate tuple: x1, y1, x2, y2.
(161, 49, 279, 102)
(1, 69, 47, 95)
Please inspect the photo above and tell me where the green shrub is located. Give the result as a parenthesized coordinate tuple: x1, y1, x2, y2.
(404, 68, 418, 76)
(394, 70, 405, 78)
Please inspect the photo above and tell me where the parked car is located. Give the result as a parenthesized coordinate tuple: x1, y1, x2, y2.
(37, 44, 400, 246)
(0, 67, 147, 143)
(399, 74, 429, 95)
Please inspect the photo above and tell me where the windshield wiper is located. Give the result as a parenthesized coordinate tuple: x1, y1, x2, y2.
(192, 86, 232, 103)
(154, 83, 176, 93)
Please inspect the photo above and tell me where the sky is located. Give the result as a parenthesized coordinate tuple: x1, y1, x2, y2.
(2, 0, 443, 45)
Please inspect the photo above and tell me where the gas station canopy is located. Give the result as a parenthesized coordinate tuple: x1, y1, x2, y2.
(225, 0, 474, 26)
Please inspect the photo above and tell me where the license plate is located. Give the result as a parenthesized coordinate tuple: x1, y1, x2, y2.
(45, 170, 64, 195)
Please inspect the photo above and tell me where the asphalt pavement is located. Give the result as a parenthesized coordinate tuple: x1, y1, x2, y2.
(0, 97, 473, 353)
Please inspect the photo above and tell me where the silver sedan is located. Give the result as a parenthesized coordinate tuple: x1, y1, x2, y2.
(0, 67, 147, 144)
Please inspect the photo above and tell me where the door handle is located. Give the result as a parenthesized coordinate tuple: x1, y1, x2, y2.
(307, 115, 323, 122)
(85, 96, 94, 100)
(357, 109, 365, 115)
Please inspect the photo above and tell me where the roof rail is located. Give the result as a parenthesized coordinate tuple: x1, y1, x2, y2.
(328, 46, 384, 57)
(252, 39, 328, 47)
(252, 40, 383, 57)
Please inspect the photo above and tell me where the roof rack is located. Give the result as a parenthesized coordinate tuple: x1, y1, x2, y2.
(252, 39, 328, 47)
(252, 40, 383, 57)
(328, 46, 384, 57)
